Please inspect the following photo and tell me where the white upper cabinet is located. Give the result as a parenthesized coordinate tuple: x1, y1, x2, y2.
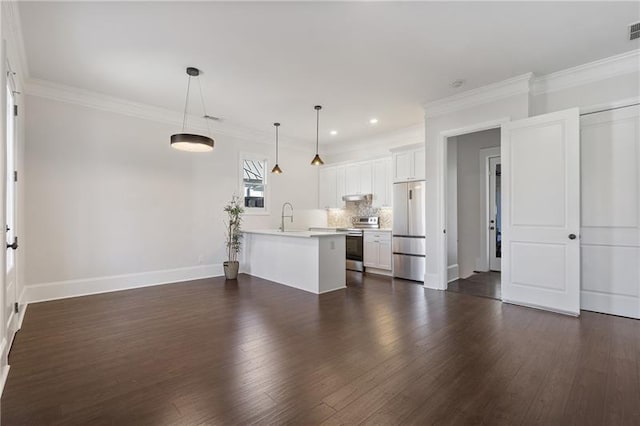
(392, 144, 425, 182)
(372, 158, 392, 207)
(336, 166, 346, 206)
(344, 162, 373, 195)
(345, 164, 360, 194)
(318, 158, 391, 209)
(359, 162, 373, 194)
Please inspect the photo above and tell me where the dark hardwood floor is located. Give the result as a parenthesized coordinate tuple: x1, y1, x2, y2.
(2, 272, 639, 425)
(447, 271, 501, 300)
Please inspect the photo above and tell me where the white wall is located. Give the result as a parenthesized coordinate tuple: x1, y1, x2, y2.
(424, 90, 530, 288)
(323, 124, 423, 164)
(1, 1, 28, 387)
(424, 52, 640, 318)
(24, 95, 323, 301)
(454, 128, 500, 279)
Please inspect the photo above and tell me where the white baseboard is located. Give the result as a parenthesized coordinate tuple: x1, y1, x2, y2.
(0, 364, 9, 398)
(0, 337, 8, 397)
(447, 264, 459, 283)
(17, 286, 27, 329)
(365, 267, 393, 277)
(424, 272, 445, 290)
(25, 264, 224, 303)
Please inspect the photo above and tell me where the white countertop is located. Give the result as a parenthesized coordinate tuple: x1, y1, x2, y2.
(308, 227, 392, 232)
(243, 229, 347, 238)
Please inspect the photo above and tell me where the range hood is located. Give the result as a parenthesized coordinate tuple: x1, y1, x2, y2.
(342, 194, 373, 202)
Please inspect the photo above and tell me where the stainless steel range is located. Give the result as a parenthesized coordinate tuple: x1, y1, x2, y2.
(339, 216, 379, 272)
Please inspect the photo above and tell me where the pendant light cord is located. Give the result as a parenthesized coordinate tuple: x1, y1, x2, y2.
(197, 77, 213, 137)
(181, 76, 192, 132)
(275, 125, 279, 163)
(315, 107, 320, 154)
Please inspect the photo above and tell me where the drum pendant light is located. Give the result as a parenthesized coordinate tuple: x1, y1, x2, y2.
(310, 105, 324, 165)
(170, 67, 214, 152)
(271, 123, 283, 174)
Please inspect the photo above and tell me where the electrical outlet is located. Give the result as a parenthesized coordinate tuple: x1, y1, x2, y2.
(330, 241, 335, 250)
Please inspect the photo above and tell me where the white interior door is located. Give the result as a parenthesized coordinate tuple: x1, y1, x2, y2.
(580, 104, 639, 319)
(501, 108, 580, 316)
(489, 156, 501, 271)
(5, 82, 17, 342)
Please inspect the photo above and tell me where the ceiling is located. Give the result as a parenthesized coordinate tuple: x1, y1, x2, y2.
(18, 1, 640, 145)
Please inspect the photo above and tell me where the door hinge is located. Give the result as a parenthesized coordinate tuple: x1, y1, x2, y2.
(14, 170, 17, 182)
(14, 302, 18, 313)
(13, 105, 18, 117)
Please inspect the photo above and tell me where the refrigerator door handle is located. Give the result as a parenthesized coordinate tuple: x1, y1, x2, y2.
(409, 189, 412, 200)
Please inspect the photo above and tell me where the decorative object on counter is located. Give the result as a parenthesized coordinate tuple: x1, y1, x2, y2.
(310, 105, 325, 165)
(171, 67, 215, 152)
(271, 122, 283, 174)
(223, 195, 244, 280)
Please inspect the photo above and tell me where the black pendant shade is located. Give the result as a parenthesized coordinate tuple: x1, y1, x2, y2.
(271, 122, 283, 174)
(171, 67, 215, 152)
(311, 105, 324, 165)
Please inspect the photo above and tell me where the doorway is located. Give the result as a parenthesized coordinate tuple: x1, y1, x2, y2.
(488, 156, 501, 271)
(444, 127, 502, 300)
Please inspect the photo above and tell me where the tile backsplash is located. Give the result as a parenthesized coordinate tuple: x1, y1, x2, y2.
(326, 201, 393, 229)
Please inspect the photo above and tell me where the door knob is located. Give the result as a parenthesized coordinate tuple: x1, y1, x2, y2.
(7, 236, 17, 250)
(568, 234, 577, 240)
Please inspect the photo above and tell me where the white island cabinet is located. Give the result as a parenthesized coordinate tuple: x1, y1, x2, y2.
(241, 230, 346, 294)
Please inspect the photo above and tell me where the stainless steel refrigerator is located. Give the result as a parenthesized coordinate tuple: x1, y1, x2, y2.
(393, 181, 426, 281)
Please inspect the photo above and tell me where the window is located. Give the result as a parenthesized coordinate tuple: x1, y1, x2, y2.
(240, 154, 268, 214)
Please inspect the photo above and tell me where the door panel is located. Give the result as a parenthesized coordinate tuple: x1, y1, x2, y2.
(393, 183, 408, 235)
(407, 181, 425, 236)
(392, 236, 426, 256)
(502, 108, 580, 315)
(393, 254, 425, 281)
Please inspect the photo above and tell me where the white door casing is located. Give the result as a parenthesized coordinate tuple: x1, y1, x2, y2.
(501, 108, 581, 316)
(5, 82, 17, 343)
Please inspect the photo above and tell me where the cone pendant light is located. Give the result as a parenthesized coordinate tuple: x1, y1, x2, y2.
(311, 105, 324, 165)
(170, 67, 214, 152)
(271, 122, 283, 174)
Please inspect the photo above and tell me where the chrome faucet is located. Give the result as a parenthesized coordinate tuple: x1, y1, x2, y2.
(280, 202, 294, 232)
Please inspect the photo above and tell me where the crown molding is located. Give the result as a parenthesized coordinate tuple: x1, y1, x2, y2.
(423, 73, 534, 118)
(24, 78, 310, 150)
(532, 49, 640, 96)
(2, 1, 30, 83)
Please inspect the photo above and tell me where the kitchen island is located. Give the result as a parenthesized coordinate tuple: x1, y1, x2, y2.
(241, 230, 346, 294)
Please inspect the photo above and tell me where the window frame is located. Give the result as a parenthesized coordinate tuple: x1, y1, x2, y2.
(239, 152, 270, 215)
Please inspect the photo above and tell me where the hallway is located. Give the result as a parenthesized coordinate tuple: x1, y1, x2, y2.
(447, 271, 501, 300)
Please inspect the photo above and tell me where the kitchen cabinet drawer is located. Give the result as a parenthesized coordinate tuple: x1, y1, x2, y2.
(364, 231, 391, 242)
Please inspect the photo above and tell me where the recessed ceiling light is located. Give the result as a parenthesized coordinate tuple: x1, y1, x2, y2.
(451, 79, 465, 88)
(369, 118, 378, 124)
(330, 130, 338, 136)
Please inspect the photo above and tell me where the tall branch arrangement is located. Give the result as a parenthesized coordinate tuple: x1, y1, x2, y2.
(224, 195, 245, 262)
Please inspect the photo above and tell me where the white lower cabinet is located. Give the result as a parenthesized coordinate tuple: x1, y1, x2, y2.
(364, 231, 392, 272)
